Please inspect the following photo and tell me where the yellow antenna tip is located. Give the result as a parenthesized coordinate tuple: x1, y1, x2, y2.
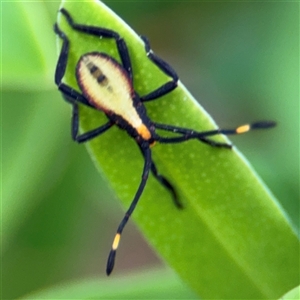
(112, 233, 121, 250)
(236, 124, 251, 134)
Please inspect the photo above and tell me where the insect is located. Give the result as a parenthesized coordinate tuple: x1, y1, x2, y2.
(54, 8, 275, 276)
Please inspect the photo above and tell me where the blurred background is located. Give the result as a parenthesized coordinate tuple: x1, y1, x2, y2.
(2, 1, 299, 299)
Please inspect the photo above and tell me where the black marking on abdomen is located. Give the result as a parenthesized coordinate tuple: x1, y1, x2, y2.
(86, 62, 108, 85)
(82, 55, 112, 91)
(97, 74, 106, 83)
(90, 65, 98, 74)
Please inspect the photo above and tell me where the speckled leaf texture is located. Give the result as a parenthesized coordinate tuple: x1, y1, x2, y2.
(56, 0, 299, 299)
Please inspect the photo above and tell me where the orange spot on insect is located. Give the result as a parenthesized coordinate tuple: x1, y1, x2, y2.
(137, 124, 151, 140)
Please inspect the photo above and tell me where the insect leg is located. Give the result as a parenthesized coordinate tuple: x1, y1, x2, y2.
(71, 103, 113, 143)
(196, 137, 232, 149)
(140, 36, 178, 102)
(154, 122, 232, 148)
(59, 8, 133, 80)
(54, 23, 93, 108)
(106, 146, 152, 276)
(155, 121, 276, 145)
(150, 161, 182, 208)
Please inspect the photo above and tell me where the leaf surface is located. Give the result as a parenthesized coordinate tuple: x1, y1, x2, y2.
(56, 1, 300, 298)
(19, 269, 197, 299)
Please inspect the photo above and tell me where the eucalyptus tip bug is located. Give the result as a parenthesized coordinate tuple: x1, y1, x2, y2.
(53, 8, 276, 276)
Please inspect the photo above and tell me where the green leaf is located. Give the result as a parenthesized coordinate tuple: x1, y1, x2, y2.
(2, 1, 70, 250)
(56, 0, 300, 298)
(2, 1, 56, 90)
(280, 286, 300, 300)
(2, 91, 70, 250)
(19, 269, 197, 299)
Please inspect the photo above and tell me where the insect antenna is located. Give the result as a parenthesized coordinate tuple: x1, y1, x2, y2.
(155, 121, 276, 145)
(218, 121, 276, 135)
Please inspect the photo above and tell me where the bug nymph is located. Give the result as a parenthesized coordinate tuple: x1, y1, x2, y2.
(54, 8, 276, 276)
(76, 52, 155, 144)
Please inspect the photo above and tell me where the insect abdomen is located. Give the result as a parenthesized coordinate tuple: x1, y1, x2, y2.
(76, 52, 152, 141)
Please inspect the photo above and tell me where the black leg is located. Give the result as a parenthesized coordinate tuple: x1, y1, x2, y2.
(197, 137, 232, 149)
(54, 23, 69, 86)
(54, 23, 94, 108)
(150, 161, 182, 208)
(106, 146, 152, 276)
(59, 8, 133, 80)
(154, 121, 276, 146)
(71, 103, 113, 143)
(140, 36, 178, 102)
(154, 122, 231, 148)
(59, 83, 94, 108)
(58, 83, 96, 109)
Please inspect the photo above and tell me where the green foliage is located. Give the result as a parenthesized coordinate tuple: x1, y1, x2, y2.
(280, 286, 300, 300)
(2, 1, 55, 89)
(54, 0, 299, 299)
(2, 1, 299, 299)
(20, 269, 197, 299)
